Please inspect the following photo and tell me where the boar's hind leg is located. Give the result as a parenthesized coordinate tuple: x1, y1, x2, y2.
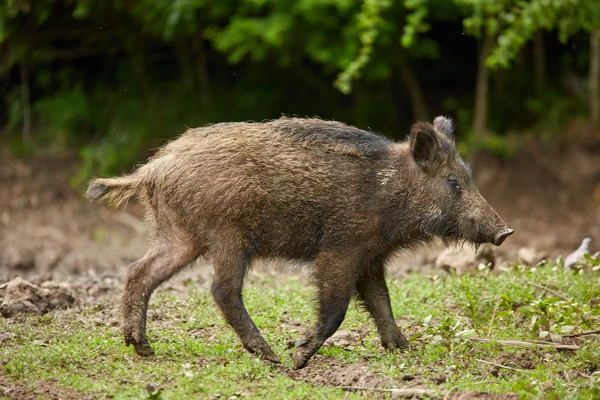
(357, 261, 409, 351)
(211, 248, 280, 364)
(122, 241, 199, 356)
(292, 254, 358, 370)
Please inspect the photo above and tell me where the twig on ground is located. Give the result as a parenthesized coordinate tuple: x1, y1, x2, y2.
(337, 386, 437, 397)
(476, 358, 525, 373)
(524, 278, 569, 301)
(442, 380, 493, 400)
(122, 354, 135, 367)
(468, 337, 580, 350)
(444, 385, 460, 400)
(487, 298, 501, 338)
(562, 329, 600, 338)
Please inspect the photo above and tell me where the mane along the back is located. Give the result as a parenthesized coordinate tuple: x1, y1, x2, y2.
(267, 117, 393, 157)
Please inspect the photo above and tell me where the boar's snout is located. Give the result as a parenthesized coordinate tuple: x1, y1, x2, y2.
(492, 228, 514, 246)
(465, 193, 514, 246)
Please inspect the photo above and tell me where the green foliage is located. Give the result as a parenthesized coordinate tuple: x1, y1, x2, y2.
(455, 0, 600, 69)
(335, 0, 390, 94)
(1, 0, 599, 179)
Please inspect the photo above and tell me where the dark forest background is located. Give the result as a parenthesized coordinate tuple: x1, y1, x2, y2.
(1, 0, 599, 183)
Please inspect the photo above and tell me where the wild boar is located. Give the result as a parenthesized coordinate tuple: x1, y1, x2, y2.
(86, 116, 513, 369)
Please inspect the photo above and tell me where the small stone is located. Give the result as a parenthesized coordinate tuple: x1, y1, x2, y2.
(0, 332, 15, 342)
(324, 330, 359, 348)
(1, 247, 35, 271)
(0, 277, 78, 318)
(435, 244, 495, 275)
(549, 333, 564, 343)
(146, 382, 161, 393)
(518, 247, 547, 266)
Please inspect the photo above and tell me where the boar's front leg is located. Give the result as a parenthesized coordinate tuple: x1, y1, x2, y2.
(356, 259, 409, 351)
(292, 253, 358, 369)
(210, 246, 280, 364)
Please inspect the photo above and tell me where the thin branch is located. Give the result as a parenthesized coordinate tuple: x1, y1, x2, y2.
(524, 278, 569, 302)
(444, 386, 460, 400)
(476, 358, 525, 373)
(579, 372, 593, 379)
(487, 298, 501, 338)
(337, 386, 437, 397)
(562, 329, 600, 338)
(468, 337, 580, 350)
(20, 59, 31, 141)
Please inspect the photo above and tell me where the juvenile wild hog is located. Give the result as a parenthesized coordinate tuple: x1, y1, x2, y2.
(87, 116, 513, 369)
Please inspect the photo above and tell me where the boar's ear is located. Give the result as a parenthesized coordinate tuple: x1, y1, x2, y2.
(433, 116, 454, 138)
(410, 122, 439, 169)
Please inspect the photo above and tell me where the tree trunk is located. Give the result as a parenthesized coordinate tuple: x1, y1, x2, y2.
(174, 40, 195, 88)
(534, 30, 546, 94)
(193, 36, 210, 104)
(590, 30, 600, 124)
(20, 58, 31, 141)
(351, 80, 369, 128)
(472, 30, 493, 137)
(397, 59, 429, 121)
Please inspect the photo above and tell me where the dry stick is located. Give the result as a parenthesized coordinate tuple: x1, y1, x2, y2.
(487, 298, 502, 338)
(579, 372, 593, 380)
(122, 354, 135, 367)
(336, 386, 437, 397)
(476, 358, 525, 373)
(524, 278, 569, 302)
(468, 337, 580, 350)
(562, 329, 600, 338)
(444, 386, 460, 400)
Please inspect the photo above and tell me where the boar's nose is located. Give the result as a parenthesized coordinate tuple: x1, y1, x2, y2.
(493, 229, 514, 246)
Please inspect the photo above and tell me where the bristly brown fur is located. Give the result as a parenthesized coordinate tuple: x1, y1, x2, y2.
(86, 115, 510, 369)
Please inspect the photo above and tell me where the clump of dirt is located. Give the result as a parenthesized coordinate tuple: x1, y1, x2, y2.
(323, 330, 361, 348)
(288, 356, 392, 389)
(0, 277, 78, 317)
(450, 392, 518, 400)
(434, 244, 496, 275)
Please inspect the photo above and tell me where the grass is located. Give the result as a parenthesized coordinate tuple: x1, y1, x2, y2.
(1, 260, 600, 399)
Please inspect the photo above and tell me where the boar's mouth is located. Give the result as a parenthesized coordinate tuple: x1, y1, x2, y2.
(438, 226, 514, 249)
(492, 229, 514, 246)
(421, 214, 514, 248)
(470, 228, 514, 247)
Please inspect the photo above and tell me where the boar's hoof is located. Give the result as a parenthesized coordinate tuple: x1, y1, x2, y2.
(124, 334, 155, 356)
(255, 349, 281, 365)
(291, 348, 312, 370)
(134, 342, 155, 357)
(242, 339, 281, 364)
(382, 335, 410, 351)
(260, 354, 281, 365)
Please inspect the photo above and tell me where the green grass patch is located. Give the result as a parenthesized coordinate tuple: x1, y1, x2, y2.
(1, 262, 600, 399)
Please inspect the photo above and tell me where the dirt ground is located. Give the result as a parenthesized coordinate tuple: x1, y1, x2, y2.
(1, 128, 600, 398)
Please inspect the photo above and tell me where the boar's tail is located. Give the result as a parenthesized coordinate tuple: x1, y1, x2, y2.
(86, 174, 142, 208)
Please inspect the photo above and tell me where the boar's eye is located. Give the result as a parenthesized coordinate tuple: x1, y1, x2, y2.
(447, 178, 461, 195)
